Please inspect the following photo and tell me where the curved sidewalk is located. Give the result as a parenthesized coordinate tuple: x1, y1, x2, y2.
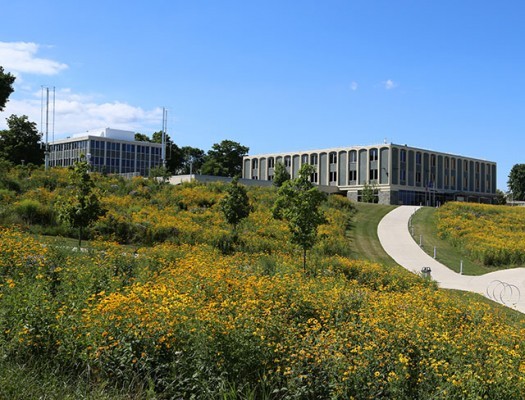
(377, 206, 525, 314)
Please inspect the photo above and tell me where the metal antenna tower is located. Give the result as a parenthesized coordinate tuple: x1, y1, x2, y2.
(41, 86, 55, 170)
(162, 107, 167, 168)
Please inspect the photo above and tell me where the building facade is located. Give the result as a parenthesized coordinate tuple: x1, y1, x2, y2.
(48, 128, 163, 176)
(242, 143, 497, 205)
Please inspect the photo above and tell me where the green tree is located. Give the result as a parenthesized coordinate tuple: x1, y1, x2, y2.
(494, 189, 507, 205)
(273, 161, 290, 187)
(508, 164, 525, 201)
(0, 66, 15, 112)
(361, 181, 378, 203)
(220, 176, 251, 232)
(201, 140, 249, 177)
(272, 164, 326, 272)
(57, 159, 105, 247)
(134, 132, 151, 142)
(0, 115, 44, 165)
(179, 146, 206, 174)
(151, 130, 186, 174)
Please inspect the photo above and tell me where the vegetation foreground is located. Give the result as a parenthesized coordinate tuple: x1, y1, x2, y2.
(0, 166, 525, 399)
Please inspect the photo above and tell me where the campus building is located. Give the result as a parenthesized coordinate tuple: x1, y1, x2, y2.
(48, 128, 163, 176)
(242, 143, 497, 205)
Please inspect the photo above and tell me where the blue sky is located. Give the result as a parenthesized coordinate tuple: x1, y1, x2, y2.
(1, 1, 524, 190)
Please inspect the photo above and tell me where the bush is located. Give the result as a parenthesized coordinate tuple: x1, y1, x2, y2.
(13, 199, 54, 225)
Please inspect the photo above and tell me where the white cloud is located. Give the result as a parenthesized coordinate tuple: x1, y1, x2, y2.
(0, 41, 68, 75)
(383, 79, 398, 90)
(350, 81, 358, 91)
(0, 42, 163, 138)
(0, 89, 163, 138)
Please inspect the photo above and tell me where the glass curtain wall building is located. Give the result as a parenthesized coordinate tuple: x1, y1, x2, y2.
(243, 143, 497, 205)
(48, 128, 163, 176)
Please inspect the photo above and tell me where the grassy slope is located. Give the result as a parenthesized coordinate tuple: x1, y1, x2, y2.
(347, 202, 397, 266)
(353, 203, 525, 321)
(410, 206, 511, 276)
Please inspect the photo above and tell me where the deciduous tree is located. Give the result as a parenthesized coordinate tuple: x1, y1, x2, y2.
(0, 115, 44, 165)
(508, 164, 525, 201)
(273, 161, 290, 187)
(272, 164, 326, 272)
(220, 176, 251, 232)
(57, 159, 105, 247)
(201, 140, 249, 177)
(0, 66, 15, 112)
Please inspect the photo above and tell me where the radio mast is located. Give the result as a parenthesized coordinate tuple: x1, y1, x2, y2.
(162, 107, 167, 168)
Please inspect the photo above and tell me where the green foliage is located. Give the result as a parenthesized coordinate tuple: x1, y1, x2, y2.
(201, 139, 249, 177)
(13, 199, 54, 225)
(0, 115, 44, 166)
(177, 146, 206, 174)
(220, 177, 251, 230)
(57, 160, 105, 247)
(134, 132, 151, 142)
(508, 163, 525, 201)
(494, 189, 507, 205)
(0, 170, 525, 399)
(272, 161, 290, 187)
(361, 181, 378, 203)
(0, 66, 15, 112)
(272, 164, 326, 271)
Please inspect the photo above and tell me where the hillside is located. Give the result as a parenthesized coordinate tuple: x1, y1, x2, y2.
(0, 166, 524, 399)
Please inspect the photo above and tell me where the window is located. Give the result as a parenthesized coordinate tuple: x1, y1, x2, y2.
(252, 159, 258, 169)
(349, 151, 357, 163)
(268, 157, 275, 168)
(370, 168, 378, 181)
(431, 154, 436, 167)
(329, 171, 337, 182)
(329, 152, 337, 164)
(310, 154, 318, 165)
(349, 170, 357, 183)
(284, 156, 291, 167)
(311, 172, 318, 183)
(416, 171, 421, 184)
(301, 154, 309, 164)
(370, 149, 378, 162)
(416, 152, 422, 165)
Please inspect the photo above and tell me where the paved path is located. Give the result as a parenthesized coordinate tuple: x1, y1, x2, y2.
(378, 206, 525, 314)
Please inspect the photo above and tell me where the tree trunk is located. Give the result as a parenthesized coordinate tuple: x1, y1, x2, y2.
(303, 247, 307, 273)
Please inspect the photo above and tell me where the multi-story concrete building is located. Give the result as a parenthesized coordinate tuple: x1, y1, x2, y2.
(48, 128, 163, 176)
(242, 143, 497, 205)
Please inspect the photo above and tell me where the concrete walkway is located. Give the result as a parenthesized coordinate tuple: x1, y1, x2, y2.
(378, 206, 525, 314)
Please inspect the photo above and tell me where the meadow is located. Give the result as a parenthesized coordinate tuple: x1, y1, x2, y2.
(0, 165, 524, 399)
(437, 202, 525, 267)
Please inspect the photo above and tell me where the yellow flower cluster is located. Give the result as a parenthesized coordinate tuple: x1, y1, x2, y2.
(1, 179, 525, 398)
(437, 202, 525, 265)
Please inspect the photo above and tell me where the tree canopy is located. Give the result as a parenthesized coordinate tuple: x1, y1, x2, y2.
(0, 115, 44, 165)
(273, 161, 290, 187)
(57, 159, 105, 247)
(220, 176, 251, 231)
(508, 164, 525, 201)
(272, 164, 326, 271)
(0, 66, 15, 112)
(201, 140, 249, 177)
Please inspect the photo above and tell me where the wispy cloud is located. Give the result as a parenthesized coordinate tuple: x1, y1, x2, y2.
(0, 41, 68, 75)
(0, 42, 163, 137)
(350, 81, 358, 91)
(0, 88, 164, 138)
(383, 79, 398, 90)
